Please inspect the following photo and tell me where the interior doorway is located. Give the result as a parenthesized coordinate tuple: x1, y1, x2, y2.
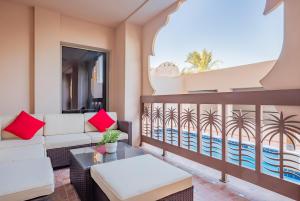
(61, 46, 107, 113)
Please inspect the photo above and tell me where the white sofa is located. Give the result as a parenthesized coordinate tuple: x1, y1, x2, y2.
(0, 115, 54, 201)
(0, 112, 131, 200)
(0, 112, 131, 168)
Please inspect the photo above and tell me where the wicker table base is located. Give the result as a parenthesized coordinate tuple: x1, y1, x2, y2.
(70, 142, 145, 201)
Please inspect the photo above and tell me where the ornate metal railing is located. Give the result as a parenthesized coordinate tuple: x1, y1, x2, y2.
(140, 89, 300, 200)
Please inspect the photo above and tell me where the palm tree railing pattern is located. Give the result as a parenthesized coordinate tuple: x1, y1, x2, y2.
(142, 105, 151, 137)
(200, 109, 222, 158)
(261, 112, 300, 179)
(152, 105, 163, 141)
(181, 108, 197, 151)
(226, 111, 256, 167)
(140, 89, 300, 200)
(165, 107, 178, 145)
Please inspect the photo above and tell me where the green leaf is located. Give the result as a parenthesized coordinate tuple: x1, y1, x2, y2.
(100, 129, 121, 144)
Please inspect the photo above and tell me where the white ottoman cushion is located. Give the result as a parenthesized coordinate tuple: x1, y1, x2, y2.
(0, 158, 54, 201)
(0, 144, 46, 162)
(91, 154, 192, 201)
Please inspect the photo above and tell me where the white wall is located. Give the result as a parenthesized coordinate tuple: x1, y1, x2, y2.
(0, 1, 33, 114)
(151, 61, 275, 94)
(0, 1, 117, 115)
(183, 61, 275, 93)
(124, 23, 142, 145)
(110, 23, 126, 119)
(151, 75, 184, 95)
(34, 7, 61, 114)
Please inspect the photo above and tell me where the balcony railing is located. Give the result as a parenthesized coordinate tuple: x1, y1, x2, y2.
(140, 89, 300, 200)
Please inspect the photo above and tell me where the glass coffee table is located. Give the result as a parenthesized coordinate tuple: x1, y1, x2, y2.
(70, 142, 145, 201)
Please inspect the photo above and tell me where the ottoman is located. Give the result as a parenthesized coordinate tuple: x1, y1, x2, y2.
(90, 154, 193, 201)
(0, 158, 54, 201)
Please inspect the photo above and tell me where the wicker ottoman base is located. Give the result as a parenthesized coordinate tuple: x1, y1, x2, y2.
(92, 181, 193, 201)
(47, 144, 91, 168)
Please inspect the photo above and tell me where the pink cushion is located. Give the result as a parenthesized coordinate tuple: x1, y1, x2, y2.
(4, 111, 45, 140)
(88, 109, 115, 132)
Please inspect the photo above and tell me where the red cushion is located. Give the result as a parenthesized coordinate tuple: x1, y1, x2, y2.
(88, 109, 115, 132)
(4, 111, 45, 140)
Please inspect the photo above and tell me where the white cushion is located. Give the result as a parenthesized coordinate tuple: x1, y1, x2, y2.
(86, 132, 104, 144)
(0, 114, 44, 140)
(0, 136, 44, 149)
(0, 158, 54, 201)
(44, 114, 84, 136)
(86, 131, 128, 144)
(45, 133, 91, 149)
(91, 154, 192, 201)
(0, 144, 46, 162)
(84, 112, 118, 132)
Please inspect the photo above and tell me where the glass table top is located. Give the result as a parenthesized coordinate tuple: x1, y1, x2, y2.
(70, 142, 145, 169)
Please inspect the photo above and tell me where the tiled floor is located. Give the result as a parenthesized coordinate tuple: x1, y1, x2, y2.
(52, 144, 293, 201)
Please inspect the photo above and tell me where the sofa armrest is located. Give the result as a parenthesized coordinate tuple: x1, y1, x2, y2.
(117, 120, 132, 145)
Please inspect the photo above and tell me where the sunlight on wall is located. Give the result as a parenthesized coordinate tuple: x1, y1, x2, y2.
(150, 0, 283, 72)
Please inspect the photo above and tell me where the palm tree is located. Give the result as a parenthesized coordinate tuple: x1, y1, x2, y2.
(262, 112, 300, 178)
(152, 106, 163, 140)
(181, 108, 197, 150)
(226, 110, 255, 166)
(262, 113, 300, 149)
(142, 105, 151, 136)
(183, 49, 220, 73)
(200, 109, 222, 157)
(165, 107, 178, 144)
(226, 111, 255, 141)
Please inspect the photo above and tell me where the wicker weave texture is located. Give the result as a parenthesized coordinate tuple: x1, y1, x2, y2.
(47, 144, 91, 168)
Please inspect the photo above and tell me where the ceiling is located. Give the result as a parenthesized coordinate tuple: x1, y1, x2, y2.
(12, 0, 177, 27)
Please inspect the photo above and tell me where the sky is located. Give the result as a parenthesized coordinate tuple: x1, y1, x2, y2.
(150, 0, 284, 70)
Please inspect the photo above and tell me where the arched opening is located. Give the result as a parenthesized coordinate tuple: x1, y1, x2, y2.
(150, 0, 283, 94)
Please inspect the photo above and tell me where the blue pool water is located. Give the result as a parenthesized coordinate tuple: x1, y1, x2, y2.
(151, 129, 300, 184)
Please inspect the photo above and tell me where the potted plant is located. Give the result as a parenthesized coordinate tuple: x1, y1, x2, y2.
(100, 129, 121, 153)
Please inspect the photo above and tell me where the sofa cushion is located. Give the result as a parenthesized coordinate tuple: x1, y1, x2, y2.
(88, 109, 115, 132)
(0, 144, 46, 162)
(0, 136, 44, 149)
(4, 111, 45, 140)
(0, 158, 54, 201)
(44, 114, 84, 136)
(91, 154, 192, 201)
(1, 114, 44, 140)
(84, 112, 118, 132)
(45, 133, 91, 149)
(86, 131, 128, 144)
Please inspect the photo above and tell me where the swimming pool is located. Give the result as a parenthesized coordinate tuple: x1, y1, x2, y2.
(151, 128, 300, 184)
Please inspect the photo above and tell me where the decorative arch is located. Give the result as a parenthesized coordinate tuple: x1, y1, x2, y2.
(264, 0, 283, 15)
(142, 0, 285, 95)
(261, 0, 300, 121)
(142, 0, 186, 95)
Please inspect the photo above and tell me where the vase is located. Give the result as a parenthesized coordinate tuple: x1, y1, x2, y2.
(105, 142, 118, 153)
